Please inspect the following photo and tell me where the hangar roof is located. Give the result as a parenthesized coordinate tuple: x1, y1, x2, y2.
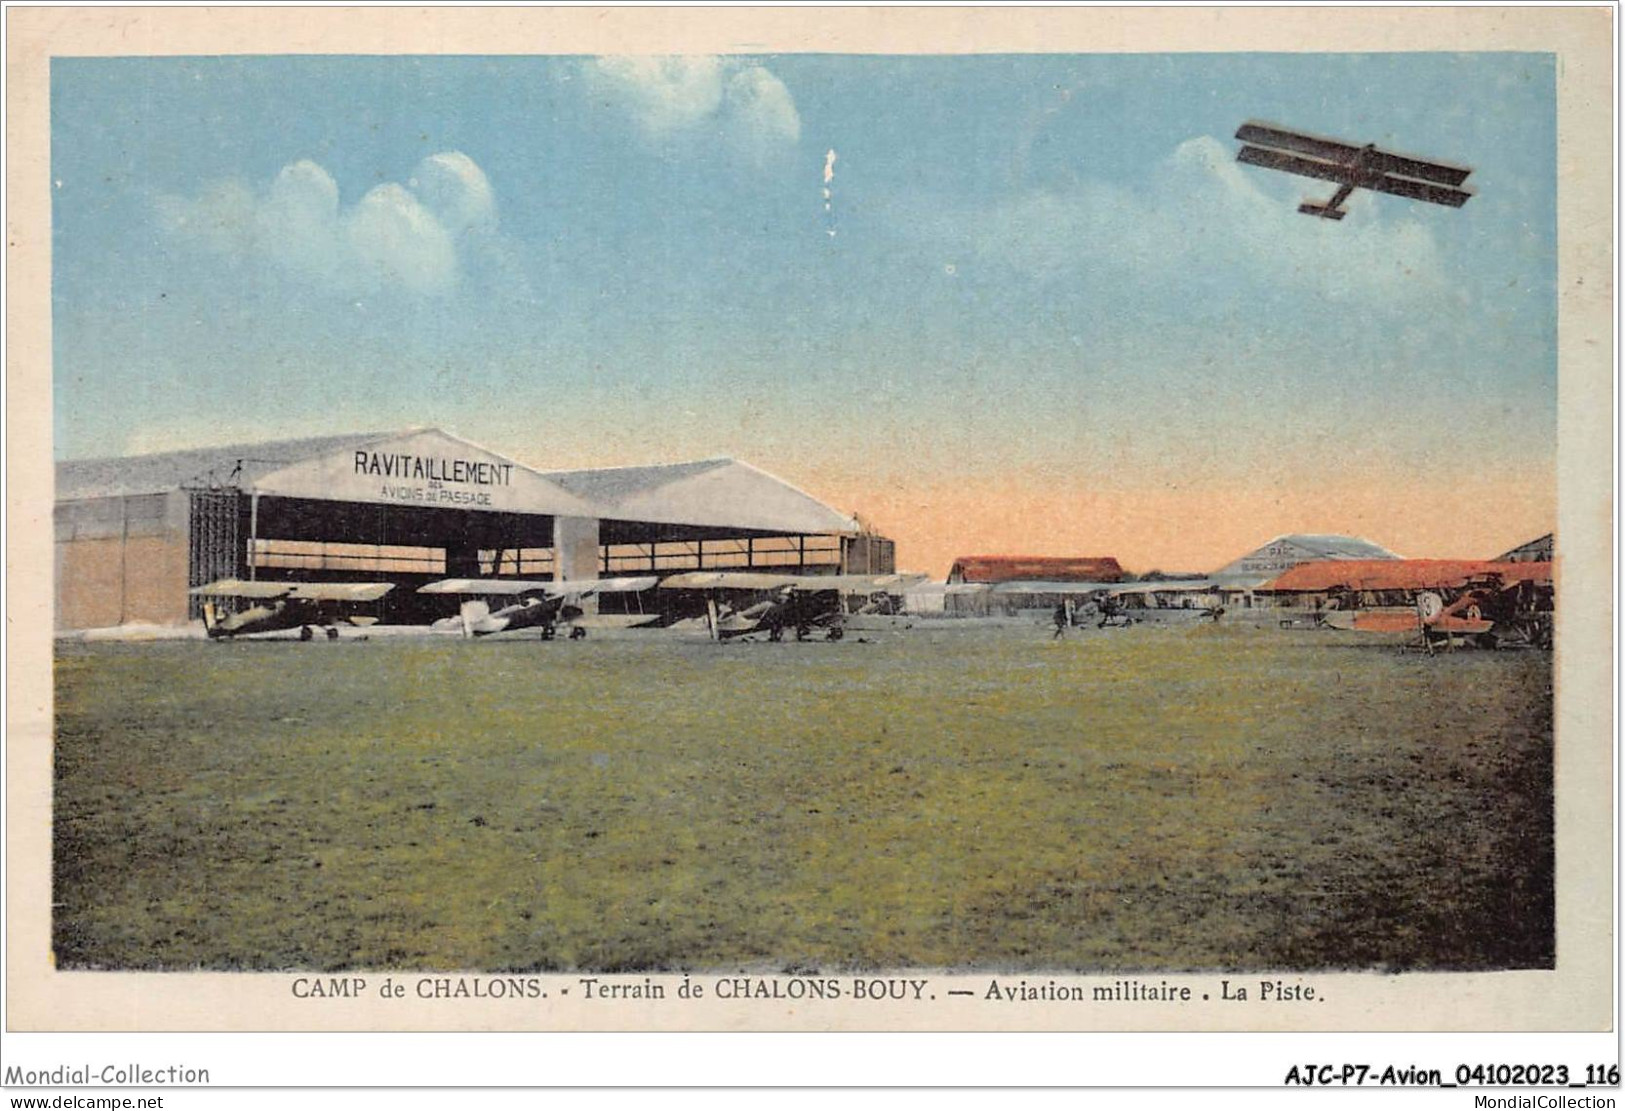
(1249, 534, 1399, 561)
(541, 458, 733, 503)
(56, 428, 859, 535)
(543, 457, 859, 535)
(1214, 533, 1399, 576)
(56, 432, 391, 501)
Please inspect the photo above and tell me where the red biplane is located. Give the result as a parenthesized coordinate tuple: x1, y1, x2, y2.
(1262, 560, 1552, 649)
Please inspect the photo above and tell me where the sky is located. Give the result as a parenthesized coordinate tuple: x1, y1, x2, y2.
(51, 53, 1557, 576)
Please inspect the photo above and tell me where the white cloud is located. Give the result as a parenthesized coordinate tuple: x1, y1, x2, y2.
(587, 56, 726, 134)
(585, 55, 801, 152)
(409, 151, 497, 235)
(722, 66, 801, 146)
(262, 159, 345, 284)
(154, 179, 259, 257)
(347, 183, 458, 295)
(959, 134, 1448, 307)
(122, 418, 307, 457)
(156, 151, 500, 297)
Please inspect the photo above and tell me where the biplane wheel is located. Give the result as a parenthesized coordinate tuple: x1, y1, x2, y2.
(826, 626, 844, 641)
(325, 626, 340, 641)
(300, 625, 315, 642)
(569, 626, 586, 640)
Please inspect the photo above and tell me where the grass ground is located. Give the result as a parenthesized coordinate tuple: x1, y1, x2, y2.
(52, 622, 1553, 972)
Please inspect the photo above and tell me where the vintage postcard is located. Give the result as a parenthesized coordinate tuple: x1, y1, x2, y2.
(4, 4, 1615, 1081)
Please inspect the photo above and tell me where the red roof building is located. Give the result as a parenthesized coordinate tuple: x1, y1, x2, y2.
(947, 555, 1124, 585)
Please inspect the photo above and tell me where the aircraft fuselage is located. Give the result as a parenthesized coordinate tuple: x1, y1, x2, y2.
(203, 598, 335, 640)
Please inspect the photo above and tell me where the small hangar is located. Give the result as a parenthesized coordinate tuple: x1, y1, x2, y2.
(943, 555, 1125, 616)
(54, 427, 891, 631)
(1494, 533, 1553, 564)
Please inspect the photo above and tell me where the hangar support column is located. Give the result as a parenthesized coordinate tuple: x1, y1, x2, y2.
(555, 516, 602, 610)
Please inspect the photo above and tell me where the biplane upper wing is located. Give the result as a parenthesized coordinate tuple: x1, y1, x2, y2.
(563, 576, 659, 597)
(418, 578, 550, 596)
(805, 573, 926, 593)
(419, 576, 658, 598)
(1235, 144, 1356, 187)
(658, 572, 920, 593)
(189, 579, 395, 602)
(1236, 121, 1365, 162)
(658, 571, 810, 591)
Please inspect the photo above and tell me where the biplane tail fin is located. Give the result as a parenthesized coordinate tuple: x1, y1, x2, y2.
(1298, 201, 1347, 220)
(459, 599, 490, 638)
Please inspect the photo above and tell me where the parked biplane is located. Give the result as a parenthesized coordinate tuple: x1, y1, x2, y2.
(189, 579, 395, 640)
(417, 576, 660, 638)
(1234, 121, 1474, 221)
(658, 571, 919, 641)
(1105, 581, 1225, 625)
(1267, 560, 1552, 649)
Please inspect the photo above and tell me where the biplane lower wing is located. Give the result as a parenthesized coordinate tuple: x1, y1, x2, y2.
(1363, 173, 1473, 207)
(568, 613, 663, 630)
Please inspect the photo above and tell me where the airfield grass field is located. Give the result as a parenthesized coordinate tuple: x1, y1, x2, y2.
(52, 621, 1553, 972)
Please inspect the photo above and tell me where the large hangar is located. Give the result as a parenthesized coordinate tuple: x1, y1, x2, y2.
(54, 427, 888, 631)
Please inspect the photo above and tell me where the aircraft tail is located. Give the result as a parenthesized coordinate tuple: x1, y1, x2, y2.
(201, 599, 225, 639)
(1298, 201, 1347, 220)
(459, 599, 490, 638)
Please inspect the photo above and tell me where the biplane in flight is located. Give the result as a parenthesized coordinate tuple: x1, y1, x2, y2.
(1234, 121, 1475, 221)
(189, 579, 395, 640)
(417, 576, 660, 638)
